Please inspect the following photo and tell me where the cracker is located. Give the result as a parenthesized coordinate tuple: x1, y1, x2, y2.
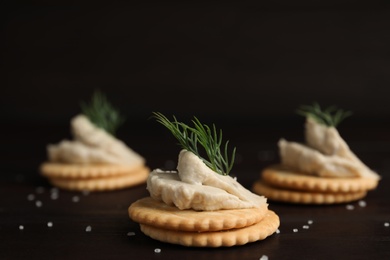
(252, 180, 367, 204)
(261, 165, 378, 193)
(40, 162, 145, 179)
(139, 210, 279, 247)
(129, 197, 268, 232)
(48, 166, 149, 191)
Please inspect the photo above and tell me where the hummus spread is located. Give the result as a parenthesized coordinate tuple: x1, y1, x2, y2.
(147, 150, 267, 211)
(47, 114, 145, 166)
(279, 118, 379, 179)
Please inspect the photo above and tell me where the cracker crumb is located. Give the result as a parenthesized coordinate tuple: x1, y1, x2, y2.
(346, 204, 354, 210)
(47, 222, 53, 228)
(27, 194, 35, 201)
(302, 225, 309, 229)
(154, 248, 161, 253)
(72, 196, 80, 203)
(19, 225, 24, 230)
(127, 232, 135, 236)
(259, 255, 268, 260)
(358, 200, 367, 207)
(308, 220, 313, 225)
(85, 225, 92, 232)
(293, 228, 298, 233)
(384, 222, 389, 227)
(35, 200, 43, 208)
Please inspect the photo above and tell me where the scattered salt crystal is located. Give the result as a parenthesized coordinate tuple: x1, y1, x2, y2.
(302, 225, 309, 229)
(293, 228, 298, 233)
(259, 255, 269, 260)
(346, 205, 354, 210)
(154, 248, 161, 253)
(50, 193, 59, 200)
(72, 196, 80, 203)
(35, 200, 43, 207)
(50, 187, 59, 193)
(127, 232, 136, 236)
(27, 194, 35, 201)
(47, 222, 53, 228)
(308, 220, 313, 225)
(36, 187, 45, 194)
(85, 226, 92, 232)
(275, 229, 280, 234)
(82, 190, 90, 196)
(19, 225, 24, 230)
(358, 200, 367, 207)
(384, 222, 389, 227)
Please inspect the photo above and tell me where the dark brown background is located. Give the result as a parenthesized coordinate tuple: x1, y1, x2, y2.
(2, 1, 390, 126)
(1, 1, 390, 260)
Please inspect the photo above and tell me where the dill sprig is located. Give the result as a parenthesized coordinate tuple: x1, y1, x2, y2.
(153, 112, 236, 176)
(296, 102, 352, 127)
(80, 90, 125, 135)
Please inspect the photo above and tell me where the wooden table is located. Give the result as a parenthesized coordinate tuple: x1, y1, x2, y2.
(1, 123, 389, 259)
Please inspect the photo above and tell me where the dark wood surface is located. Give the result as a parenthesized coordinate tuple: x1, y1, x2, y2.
(0, 123, 389, 260)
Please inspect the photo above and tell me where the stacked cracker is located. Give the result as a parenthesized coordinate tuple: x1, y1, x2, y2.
(253, 104, 380, 204)
(129, 114, 279, 247)
(40, 92, 148, 192)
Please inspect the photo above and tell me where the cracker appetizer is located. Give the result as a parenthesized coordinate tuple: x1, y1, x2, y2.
(129, 113, 279, 247)
(40, 91, 149, 191)
(253, 103, 380, 204)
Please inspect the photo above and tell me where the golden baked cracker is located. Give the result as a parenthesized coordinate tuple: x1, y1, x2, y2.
(261, 165, 378, 193)
(40, 162, 145, 179)
(129, 197, 268, 232)
(139, 210, 279, 247)
(48, 166, 149, 191)
(252, 180, 367, 204)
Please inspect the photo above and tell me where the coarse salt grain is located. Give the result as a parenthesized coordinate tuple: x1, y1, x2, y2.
(293, 228, 298, 233)
(85, 226, 92, 232)
(35, 200, 43, 207)
(384, 222, 389, 227)
(27, 194, 35, 201)
(358, 200, 367, 207)
(19, 225, 24, 230)
(275, 229, 280, 234)
(47, 222, 53, 227)
(346, 205, 354, 210)
(154, 248, 161, 253)
(50, 193, 59, 200)
(308, 220, 313, 225)
(127, 232, 135, 236)
(82, 190, 90, 196)
(72, 196, 80, 203)
(302, 225, 309, 229)
(259, 255, 269, 260)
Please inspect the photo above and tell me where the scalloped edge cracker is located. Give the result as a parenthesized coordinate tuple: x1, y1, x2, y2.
(129, 197, 268, 232)
(261, 165, 378, 193)
(253, 180, 367, 204)
(139, 210, 279, 247)
(42, 164, 149, 191)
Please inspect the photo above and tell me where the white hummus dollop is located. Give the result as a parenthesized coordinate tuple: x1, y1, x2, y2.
(147, 150, 267, 211)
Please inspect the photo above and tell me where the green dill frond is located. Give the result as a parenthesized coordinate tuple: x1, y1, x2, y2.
(296, 102, 352, 127)
(153, 112, 236, 176)
(80, 90, 125, 135)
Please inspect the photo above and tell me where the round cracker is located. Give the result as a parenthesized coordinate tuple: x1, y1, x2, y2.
(48, 166, 149, 191)
(40, 162, 145, 179)
(252, 180, 367, 204)
(261, 165, 378, 193)
(129, 197, 269, 232)
(139, 210, 279, 247)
